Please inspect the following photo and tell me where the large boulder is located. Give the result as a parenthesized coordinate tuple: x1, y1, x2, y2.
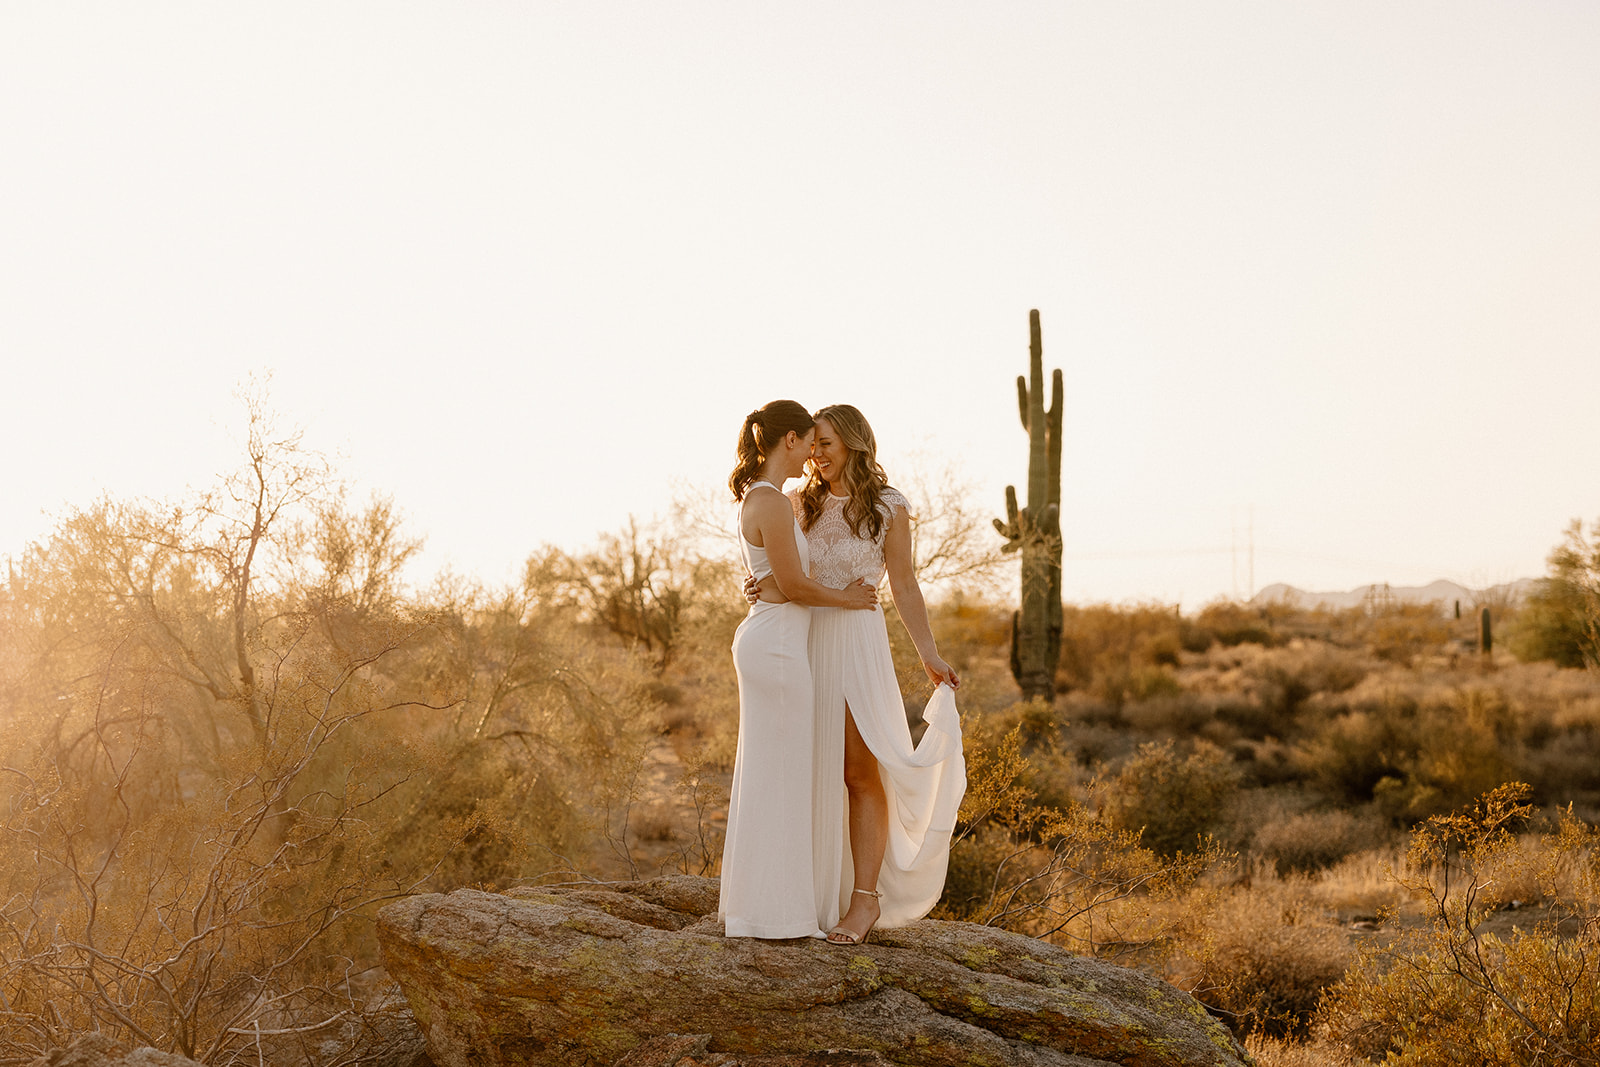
(377, 877, 1249, 1067)
(26, 1034, 201, 1067)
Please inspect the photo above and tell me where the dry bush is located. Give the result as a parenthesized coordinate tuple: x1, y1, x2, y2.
(936, 718, 1220, 959)
(1241, 643, 1370, 723)
(0, 393, 665, 1062)
(1175, 877, 1353, 1038)
(0, 599, 451, 1062)
(1121, 692, 1211, 736)
(1309, 847, 1412, 918)
(405, 554, 660, 887)
(1320, 784, 1600, 1065)
(1192, 600, 1280, 648)
(1362, 602, 1452, 666)
(1251, 808, 1384, 875)
(1097, 739, 1242, 858)
(1290, 683, 1523, 822)
(1244, 1033, 1357, 1067)
(1057, 603, 1184, 707)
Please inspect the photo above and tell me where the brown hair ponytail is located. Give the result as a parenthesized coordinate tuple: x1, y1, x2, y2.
(729, 399, 814, 500)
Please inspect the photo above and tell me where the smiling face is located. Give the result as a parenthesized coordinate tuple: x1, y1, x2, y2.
(810, 416, 849, 489)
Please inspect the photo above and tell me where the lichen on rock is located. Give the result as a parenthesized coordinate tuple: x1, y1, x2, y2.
(376, 876, 1248, 1067)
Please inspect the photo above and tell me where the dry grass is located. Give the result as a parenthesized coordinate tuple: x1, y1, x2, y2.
(1166, 872, 1354, 1038)
(1245, 1033, 1358, 1067)
(1309, 847, 1413, 917)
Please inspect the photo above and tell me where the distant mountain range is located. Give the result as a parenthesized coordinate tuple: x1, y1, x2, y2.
(1251, 578, 1540, 612)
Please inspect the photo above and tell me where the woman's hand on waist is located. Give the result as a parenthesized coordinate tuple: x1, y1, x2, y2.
(839, 578, 878, 610)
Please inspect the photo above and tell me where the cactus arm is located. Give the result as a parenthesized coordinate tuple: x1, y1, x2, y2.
(1047, 368, 1063, 517)
(1016, 375, 1029, 429)
(994, 485, 1023, 552)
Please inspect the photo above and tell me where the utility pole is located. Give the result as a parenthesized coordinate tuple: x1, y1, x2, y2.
(1248, 505, 1255, 601)
(1231, 511, 1238, 600)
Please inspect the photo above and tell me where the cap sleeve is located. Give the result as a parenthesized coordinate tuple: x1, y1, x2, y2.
(881, 486, 910, 517)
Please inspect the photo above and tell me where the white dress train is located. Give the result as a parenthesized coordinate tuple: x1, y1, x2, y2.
(719, 482, 826, 939)
(801, 487, 967, 930)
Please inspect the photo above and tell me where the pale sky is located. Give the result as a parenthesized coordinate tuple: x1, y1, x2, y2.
(3, 2, 1597, 606)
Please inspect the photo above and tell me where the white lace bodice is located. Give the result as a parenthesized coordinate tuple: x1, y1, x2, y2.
(793, 486, 909, 590)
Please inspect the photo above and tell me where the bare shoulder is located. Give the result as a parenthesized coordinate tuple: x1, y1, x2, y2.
(743, 484, 789, 518)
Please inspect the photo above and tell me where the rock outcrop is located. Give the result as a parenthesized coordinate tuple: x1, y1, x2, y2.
(378, 876, 1248, 1067)
(26, 1034, 201, 1067)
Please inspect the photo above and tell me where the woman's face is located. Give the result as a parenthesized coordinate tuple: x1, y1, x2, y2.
(810, 417, 849, 486)
(785, 427, 817, 478)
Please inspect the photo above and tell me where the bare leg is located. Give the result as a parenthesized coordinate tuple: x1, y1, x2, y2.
(828, 705, 885, 943)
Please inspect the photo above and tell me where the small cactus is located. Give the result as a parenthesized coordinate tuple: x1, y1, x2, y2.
(993, 310, 1063, 701)
(1480, 606, 1493, 655)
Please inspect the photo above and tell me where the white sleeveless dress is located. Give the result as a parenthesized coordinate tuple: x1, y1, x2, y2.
(801, 487, 967, 929)
(719, 482, 826, 939)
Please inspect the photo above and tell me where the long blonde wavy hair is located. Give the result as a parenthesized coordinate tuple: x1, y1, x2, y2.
(799, 403, 891, 540)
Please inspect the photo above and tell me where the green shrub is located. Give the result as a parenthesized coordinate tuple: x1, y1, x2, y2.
(1099, 739, 1243, 856)
(1509, 519, 1600, 668)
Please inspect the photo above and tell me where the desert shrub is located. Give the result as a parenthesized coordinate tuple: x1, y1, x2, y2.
(0, 599, 452, 1062)
(1099, 740, 1243, 857)
(1252, 809, 1381, 874)
(1212, 697, 1281, 742)
(0, 397, 667, 1061)
(1509, 517, 1600, 669)
(1243, 643, 1369, 722)
(1320, 784, 1600, 1066)
(1233, 737, 1303, 787)
(938, 721, 1221, 957)
(1121, 692, 1211, 737)
(1181, 879, 1353, 1038)
(1371, 688, 1520, 823)
(1058, 603, 1184, 704)
(926, 591, 1013, 664)
(1294, 702, 1417, 804)
(1522, 737, 1600, 820)
(1363, 602, 1452, 666)
(1293, 685, 1520, 822)
(1194, 600, 1278, 648)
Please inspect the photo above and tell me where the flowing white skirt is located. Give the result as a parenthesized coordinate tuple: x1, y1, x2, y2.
(810, 605, 966, 930)
(720, 600, 826, 939)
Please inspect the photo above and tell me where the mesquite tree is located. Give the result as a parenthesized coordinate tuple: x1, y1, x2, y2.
(993, 309, 1063, 701)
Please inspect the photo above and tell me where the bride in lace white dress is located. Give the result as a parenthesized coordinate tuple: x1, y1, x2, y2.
(798, 404, 966, 944)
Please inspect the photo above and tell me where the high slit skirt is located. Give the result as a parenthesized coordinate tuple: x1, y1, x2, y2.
(719, 600, 825, 939)
(810, 604, 966, 930)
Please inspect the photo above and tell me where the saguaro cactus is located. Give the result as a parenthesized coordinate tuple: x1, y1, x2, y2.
(993, 309, 1063, 701)
(1480, 606, 1493, 655)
